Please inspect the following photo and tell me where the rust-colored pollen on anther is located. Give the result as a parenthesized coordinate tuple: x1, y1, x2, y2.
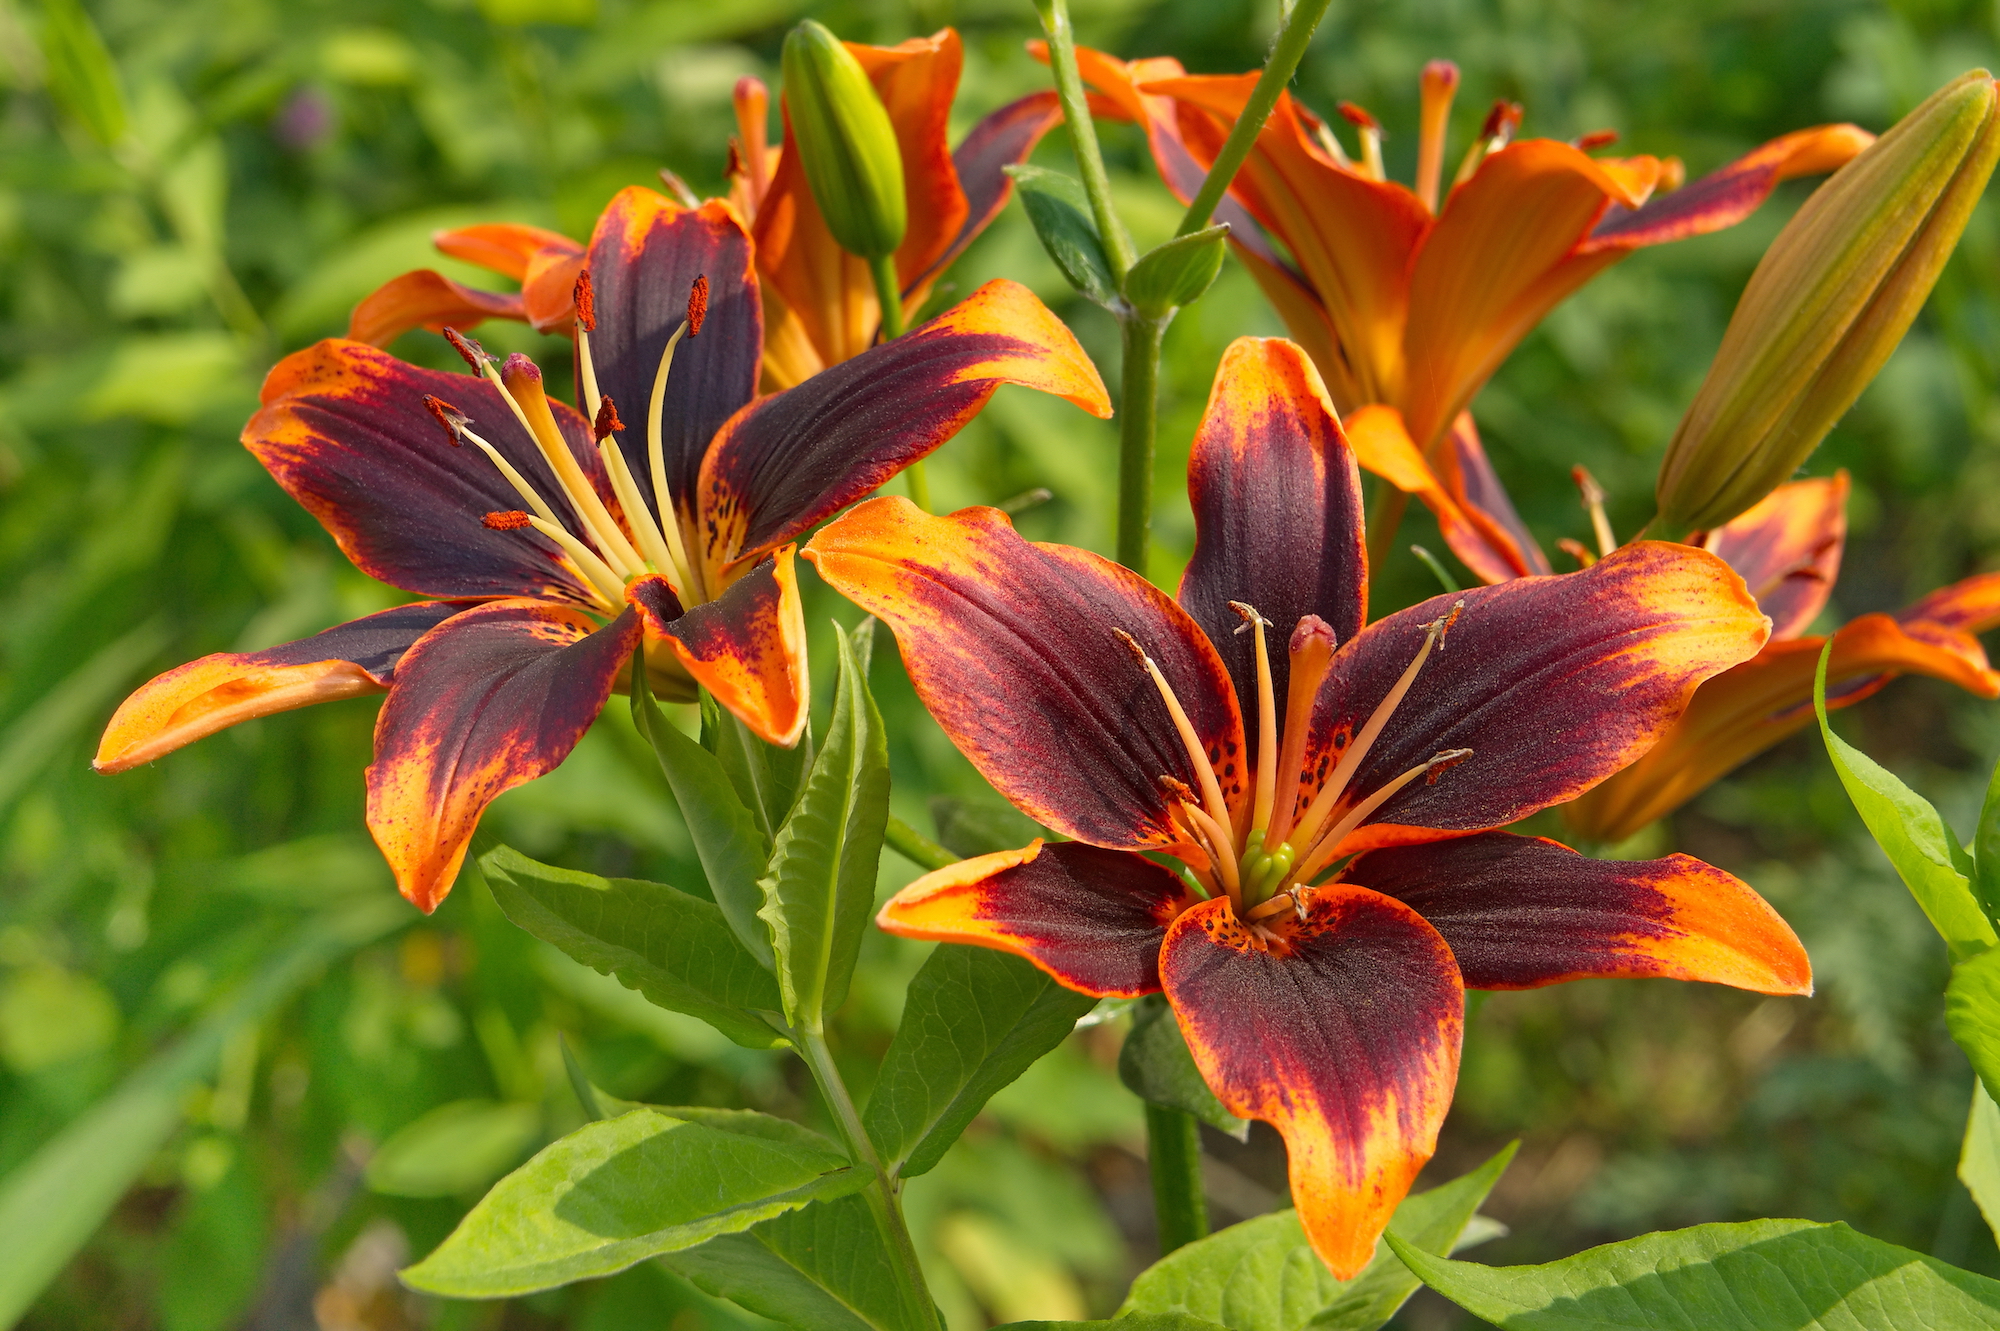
(725, 138, 745, 178)
(593, 394, 624, 440)
(687, 276, 708, 337)
(1112, 627, 1148, 665)
(442, 327, 486, 373)
(422, 394, 469, 445)
(1575, 128, 1619, 151)
(573, 269, 597, 332)
(482, 510, 534, 530)
(1427, 600, 1465, 652)
(1480, 99, 1524, 141)
(1425, 748, 1473, 785)
(1157, 773, 1197, 802)
(1336, 101, 1381, 132)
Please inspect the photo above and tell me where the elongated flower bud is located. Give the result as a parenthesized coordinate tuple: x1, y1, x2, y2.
(781, 20, 906, 260)
(1657, 71, 2000, 533)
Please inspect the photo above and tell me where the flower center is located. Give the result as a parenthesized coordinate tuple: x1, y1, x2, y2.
(426, 274, 710, 615)
(1125, 598, 1469, 927)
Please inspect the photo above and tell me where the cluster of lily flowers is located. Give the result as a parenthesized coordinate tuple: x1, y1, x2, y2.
(87, 29, 2000, 1281)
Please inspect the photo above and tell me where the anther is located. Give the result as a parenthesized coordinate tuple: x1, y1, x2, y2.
(1575, 129, 1619, 151)
(1417, 60, 1459, 212)
(423, 394, 469, 445)
(1337, 101, 1386, 181)
(687, 276, 708, 337)
(442, 327, 487, 373)
(1425, 747, 1473, 784)
(594, 395, 624, 441)
(1557, 537, 1598, 569)
(483, 510, 533, 530)
(1572, 465, 1616, 558)
(1453, 101, 1523, 189)
(1120, 626, 1237, 881)
(573, 269, 597, 332)
(1113, 627, 1148, 665)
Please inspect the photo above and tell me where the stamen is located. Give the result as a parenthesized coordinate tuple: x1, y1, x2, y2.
(1574, 128, 1618, 151)
(442, 327, 488, 374)
(644, 299, 700, 600)
(734, 77, 771, 212)
(495, 354, 647, 578)
(423, 394, 470, 445)
(593, 395, 624, 441)
(1337, 101, 1385, 181)
(482, 509, 533, 530)
(1293, 749, 1472, 885)
(1306, 108, 1353, 169)
(687, 275, 708, 337)
(598, 434, 687, 593)
(1572, 464, 1616, 557)
(1557, 537, 1598, 570)
(457, 425, 563, 529)
(1230, 601, 1279, 837)
(524, 516, 626, 610)
(572, 270, 597, 332)
(1116, 628, 1236, 867)
(1265, 616, 1338, 846)
(1287, 601, 1463, 854)
(1452, 100, 1522, 188)
(1245, 889, 1299, 924)
(1162, 776, 1241, 908)
(1416, 60, 1459, 212)
(657, 168, 700, 209)
(573, 269, 604, 421)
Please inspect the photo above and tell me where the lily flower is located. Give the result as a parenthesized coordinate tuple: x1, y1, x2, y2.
(95, 188, 1109, 911)
(1058, 46, 1870, 580)
(350, 28, 1061, 392)
(804, 338, 1804, 1277)
(1566, 473, 2000, 841)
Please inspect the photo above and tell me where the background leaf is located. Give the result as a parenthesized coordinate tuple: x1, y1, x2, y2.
(363, 1098, 540, 1198)
(1962, 1083, 2000, 1249)
(1118, 993, 1249, 1141)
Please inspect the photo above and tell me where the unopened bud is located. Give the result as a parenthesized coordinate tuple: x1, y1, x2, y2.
(1658, 71, 2000, 533)
(780, 20, 906, 261)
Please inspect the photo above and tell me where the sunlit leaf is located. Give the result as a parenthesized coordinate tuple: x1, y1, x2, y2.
(365, 1099, 541, 1198)
(1124, 224, 1229, 317)
(667, 1193, 922, 1331)
(1960, 1081, 2000, 1249)
(1949, 946, 2000, 1104)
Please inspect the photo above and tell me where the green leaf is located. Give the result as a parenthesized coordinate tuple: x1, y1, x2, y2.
(758, 624, 890, 1030)
(1815, 644, 1997, 961)
(1123, 224, 1230, 317)
(482, 844, 786, 1050)
(702, 692, 810, 846)
(864, 945, 1096, 1179)
(992, 1318, 1229, 1330)
(632, 667, 775, 968)
(1118, 993, 1250, 1141)
(37, 0, 127, 147)
(667, 1193, 921, 1331)
(1387, 1217, 2000, 1329)
(400, 1108, 868, 1298)
(1974, 755, 2000, 923)
(1960, 1081, 2000, 1248)
(366, 1099, 541, 1198)
(1950, 946, 2000, 1104)
(1121, 1144, 1517, 1331)
(1007, 164, 1120, 307)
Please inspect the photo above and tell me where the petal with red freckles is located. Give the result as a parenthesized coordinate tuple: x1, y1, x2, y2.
(1303, 542, 1769, 839)
(1565, 612, 2000, 842)
(1584, 124, 1875, 251)
(95, 601, 468, 773)
(632, 551, 809, 749)
(1350, 831, 1811, 995)
(700, 279, 1109, 571)
(247, 340, 609, 605)
(1161, 890, 1462, 1279)
(583, 189, 761, 523)
(805, 498, 1244, 855)
(1180, 339, 1365, 739)
(1701, 473, 1848, 639)
(345, 271, 525, 350)
(433, 223, 581, 282)
(366, 599, 640, 911)
(878, 840, 1202, 997)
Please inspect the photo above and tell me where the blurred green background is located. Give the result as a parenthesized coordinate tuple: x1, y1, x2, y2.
(4, 0, 2000, 1326)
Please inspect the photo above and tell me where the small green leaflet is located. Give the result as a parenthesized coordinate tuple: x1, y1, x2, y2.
(482, 845, 787, 1049)
(400, 1108, 867, 1298)
(758, 623, 890, 1031)
(1006, 164, 1119, 308)
(1389, 1217, 2000, 1329)
(1118, 993, 1249, 1141)
(864, 944, 1097, 1179)
(702, 691, 810, 845)
(1962, 1081, 2000, 1249)
(1814, 643, 1996, 961)
(1123, 224, 1229, 317)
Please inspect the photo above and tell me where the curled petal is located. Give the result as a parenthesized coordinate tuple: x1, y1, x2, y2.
(913, 91, 1065, 294)
(520, 246, 587, 334)
(433, 223, 581, 282)
(95, 602, 467, 773)
(878, 840, 1202, 997)
(345, 271, 525, 350)
(1341, 407, 1545, 586)
(634, 551, 809, 749)
(1350, 831, 1811, 995)
(366, 599, 640, 911)
(1901, 569, 2000, 637)
(701, 279, 1109, 571)
(1701, 473, 1848, 638)
(805, 498, 1243, 855)
(1161, 889, 1462, 1278)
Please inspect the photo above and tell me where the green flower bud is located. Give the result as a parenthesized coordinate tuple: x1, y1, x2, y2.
(781, 20, 907, 261)
(1657, 71, 2000, 534)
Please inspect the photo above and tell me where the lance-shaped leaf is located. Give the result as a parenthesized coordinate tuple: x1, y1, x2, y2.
(1975, 755, 2000, 923)
(666, 1193, 924, 1331)
(758, 623, 890, 1030)
(1121, 1145, 1515, 1331)
(400, 1108, 867, 1298)
(1963, 1083, 2000, 1247)
(1814, 643, 1997, 960)
(1950, 946, 2000, 1105)
(864, 944, 1097, 1179)
(1124, 224, 1230, 317)
(1008, 165, 1120, 307)
(481, 845, 787, 1050)
(1387, 1218, 2000, 1328)
(631, 669, 775, 969)
(1118, 993, 1249, 1141)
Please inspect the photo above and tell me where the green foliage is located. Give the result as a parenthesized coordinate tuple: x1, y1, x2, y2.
(864, 944, 1097, 1179)
(1952, 948, 2000, 1104)
(482, 844, 787, 1049)
(1963, 1084, 2000, 1245)
(1118, 993, 1248, 1140)
(1389, 1218, 2000, 1329)
(1123, 224, 1230, 318)
(758, 622, 889, 1032)
(668, 1192, 925, 1331)
(401, 1107, 869, 1298)
(1008, 164, 1120, 308)
(364, 1098, 541, 1198)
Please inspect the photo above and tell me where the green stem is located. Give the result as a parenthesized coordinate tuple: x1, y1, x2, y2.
(1117, 314, 1166, 573)
(871, 253, 929, 509)
(797, 1027, 940, 1331)
(1033, 0, 1136, 277)
(885, 814, 957, 872)
(1144, 1102, 1208, 1254)
(1177, 0, 1336, 235)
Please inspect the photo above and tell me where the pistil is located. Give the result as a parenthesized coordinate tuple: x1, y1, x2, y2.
(1416, 61, 1459, 212)
(1265, 615, 1337, 846)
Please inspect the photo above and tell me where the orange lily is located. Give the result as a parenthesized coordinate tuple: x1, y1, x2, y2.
(1060, 46, 1871, 581)
(350, 28, 1060, 394)
(1565, 473, 2000, 841)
